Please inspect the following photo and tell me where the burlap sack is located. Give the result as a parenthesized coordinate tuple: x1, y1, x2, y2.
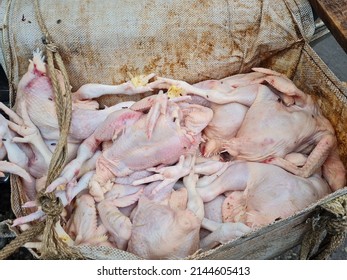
(0, 0, 346, 259)
(1, 0, 315, 105)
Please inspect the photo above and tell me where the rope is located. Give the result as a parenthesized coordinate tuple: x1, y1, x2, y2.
(300, 195, 347, 260)
(44, 47, 71, 186)
(38, 192, 84, 259)
(0, 0, 84, 260)
(33, 0, 82, 259)
(0, 222, 45, 260)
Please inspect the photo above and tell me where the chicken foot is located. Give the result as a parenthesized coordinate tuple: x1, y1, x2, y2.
(7, 102, 52, 167)
(0, 114, 29, 170)
(200, 218, 251, 250)
(46, 109, 143, 193)
(184, 170, 204, 221)
(133, 155, 195, 194)
(0, 161, 32, 184)
(73, 73, 156, 101)
(150, 77, 262, 105)
(12, 171, 94, 227)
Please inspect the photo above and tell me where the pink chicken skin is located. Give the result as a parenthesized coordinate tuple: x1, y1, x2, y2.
(46, 93, 213, 202)
(7, 50, 345, 258)
(128, 172, 204, 259)
(149, 68, 346, 191)
(196, 161, 331, 228)
(15, 49, 152, 143)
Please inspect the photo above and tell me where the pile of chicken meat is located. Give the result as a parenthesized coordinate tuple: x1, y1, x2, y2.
(0, 50, 345, 259)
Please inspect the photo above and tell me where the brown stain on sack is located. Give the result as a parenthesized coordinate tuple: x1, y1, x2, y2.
(192, 0, 211, 9)
(143, 56, 162, 74)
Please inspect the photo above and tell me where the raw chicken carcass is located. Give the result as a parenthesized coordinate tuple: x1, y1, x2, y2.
(196, 161, 331, 228)
(45, 108, 144, 194)
(96, 183, 143, 249)
(15, 49, 151, 143)
(148, 69, 345, 190)
(222, 68, 346, 191)
(201, 102, 248, 157)
(67, 193, 109, 246)
(192, 74, 265, 156)
(127, 171, 204, 259)
(203, 195, 225, 223)
(48, 93, 213, 201)
(149, 73, 268, 157)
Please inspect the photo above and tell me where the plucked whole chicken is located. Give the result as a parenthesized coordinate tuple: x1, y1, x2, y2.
(0, 49, 345, 259)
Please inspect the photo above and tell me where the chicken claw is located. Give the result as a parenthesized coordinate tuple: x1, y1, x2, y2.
(0, 160, 32, 182)
(184, 170, 204, 221)
(129, 91, 169, 139)
(12, 171, 94, 227)
(0, 114, 28, 169)
(129, 73, 156, 88)
(200, 218, 251, 250)
(89, 176, 114, 202)
(7, 102, 52, 166)
(133, 155, 195, 193)
(145, 91, 168, 139)
(0, 102, 24, 125)
(73, 73, 156, 100)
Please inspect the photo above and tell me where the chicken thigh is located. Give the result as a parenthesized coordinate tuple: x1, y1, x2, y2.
(202, 102, 248, 157)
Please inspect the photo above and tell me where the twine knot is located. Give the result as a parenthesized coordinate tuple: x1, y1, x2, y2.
(38, 192, 63, 219)
(45, 43, 58, 53)
(41, 35, 58, 53)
